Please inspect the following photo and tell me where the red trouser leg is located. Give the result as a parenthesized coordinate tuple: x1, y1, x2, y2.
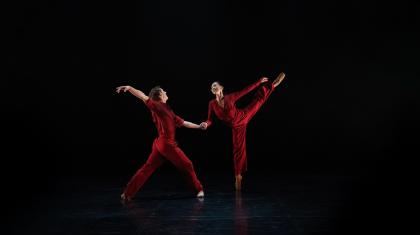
(232, 125, 247, 176)
(123, 141, 166, 198)
(242, 82, 275, 122)
(155, 139, 203, 192)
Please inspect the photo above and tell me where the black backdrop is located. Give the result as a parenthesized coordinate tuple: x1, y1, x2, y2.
(5, 0, 419, 233)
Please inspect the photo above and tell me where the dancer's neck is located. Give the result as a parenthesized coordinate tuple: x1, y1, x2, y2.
(216, 92, 224, 101)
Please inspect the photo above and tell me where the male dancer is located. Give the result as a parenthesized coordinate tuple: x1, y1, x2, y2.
(200, 72, 286, 190)
(116, 85, 205, 202)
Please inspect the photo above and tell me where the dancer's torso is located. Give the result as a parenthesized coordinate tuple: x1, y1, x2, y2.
(211, 95, 245, 127)
(146, 100, 184, 142)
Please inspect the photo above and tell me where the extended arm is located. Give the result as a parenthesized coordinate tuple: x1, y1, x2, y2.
(116, 85, 149, 102)
(173, 114, 205, 130)
(229, 77, 268, 102)
(183, 121, 205, 130)
(200, 102, 214, 130)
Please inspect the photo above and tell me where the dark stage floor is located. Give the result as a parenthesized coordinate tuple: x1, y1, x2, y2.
(9, 173, 369, 235)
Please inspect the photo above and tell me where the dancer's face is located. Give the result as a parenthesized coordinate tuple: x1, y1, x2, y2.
(159, 89, 168, 102)
(211, 82, 223, 95)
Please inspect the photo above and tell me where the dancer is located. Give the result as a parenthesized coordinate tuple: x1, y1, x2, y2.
(200, 72, 286, 190)
(116, 85, 205, 202)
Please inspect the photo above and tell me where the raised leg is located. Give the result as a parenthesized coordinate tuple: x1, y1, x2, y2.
(241, 82, 275, 123)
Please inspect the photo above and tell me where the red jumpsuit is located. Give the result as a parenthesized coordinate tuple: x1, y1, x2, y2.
(205, 80, 275, 175)
(123, 99, 203, 199)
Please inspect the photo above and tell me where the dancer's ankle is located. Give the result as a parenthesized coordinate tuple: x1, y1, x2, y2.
(197, 190, 205, 198)
(235, 174, 242, 191)
(121, 193, 131, 203)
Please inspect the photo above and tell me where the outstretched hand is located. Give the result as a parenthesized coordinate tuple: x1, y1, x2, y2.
(116, 86, 131, 93)
(200, 122, 208, 130)
(259, 77, 269, 84)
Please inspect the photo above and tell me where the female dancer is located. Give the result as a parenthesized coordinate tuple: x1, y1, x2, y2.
(200, 72, 286, 190)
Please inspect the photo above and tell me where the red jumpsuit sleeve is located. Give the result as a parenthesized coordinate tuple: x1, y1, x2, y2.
(205, 101, 214, 127)
(144, 98, 158, 111)
(173, 113, 185, 127)
(229, 80, 261, 102)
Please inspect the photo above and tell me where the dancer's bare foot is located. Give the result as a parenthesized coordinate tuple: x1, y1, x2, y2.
(120, 193, 131, 203)
(273, 72, 286, 87)
(235, 174, 242, 191)
(197, 190, 205, 198)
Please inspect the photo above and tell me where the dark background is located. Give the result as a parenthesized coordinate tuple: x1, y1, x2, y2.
(5, 0, 419, 234)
